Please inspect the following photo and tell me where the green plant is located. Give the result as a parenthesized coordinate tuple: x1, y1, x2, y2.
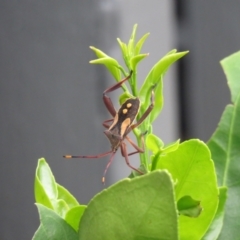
(32, 25, 240, 240)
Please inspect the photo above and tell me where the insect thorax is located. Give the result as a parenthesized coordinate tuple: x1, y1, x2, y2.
(104, 98, 140, 151)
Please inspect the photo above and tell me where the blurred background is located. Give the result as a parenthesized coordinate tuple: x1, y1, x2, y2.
(0, 1, 239, 239)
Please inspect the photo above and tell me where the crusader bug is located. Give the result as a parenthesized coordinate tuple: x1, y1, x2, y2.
(64, 71, 155, 183)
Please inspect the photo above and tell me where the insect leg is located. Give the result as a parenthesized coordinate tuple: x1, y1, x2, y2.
(101, 152, 116, 184)
(63, 150, 112, 159)
(128, 87, 155, 132)
(103, 71, 132, 117)
(125, 133, 146, 156)
(120, 142, 143, 175)
(102, 118, 113, 128)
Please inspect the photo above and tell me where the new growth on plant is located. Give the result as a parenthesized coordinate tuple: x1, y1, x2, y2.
(90, 24, 188, 172)
(33, 24, 240, 240)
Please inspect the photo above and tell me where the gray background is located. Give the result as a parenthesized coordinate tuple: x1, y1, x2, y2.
(176, 1, 239, 140)
(1, 1, 239, 239)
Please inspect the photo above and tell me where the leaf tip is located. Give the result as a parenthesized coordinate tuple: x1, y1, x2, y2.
(38, 157, 46, 162)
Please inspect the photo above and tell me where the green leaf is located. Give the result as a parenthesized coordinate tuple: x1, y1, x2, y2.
(148, 139, 180, 172)
(130, 53, 149, 71)
(146, 133, 164, 155)
(34, 175, 53, 210)
(34, 159, 80, 219)
(207, 51, 240, 240)
(166, 49, 177, 55)
(32, 224, 49, 240)
(34, 158, 57, 209)
(139, 51, 188, 124)
(135, 32, 150, 55)
(78, 171, 178, 240)
(90, 57, 121, 81)
(151, 151, 162, 171)
(207, 105, 240, 187)
(65, 205, 86, 232)
(118, 91, 134, 105)
(57, 184, 79, 209)
(117, 38, 127, 55)
(202, 187, 228, 240)
(220, 51, 240, 103)
(127, 24, 137, 58)
(156, 139, 218, 240)
(147, 136, 179, 172)
(33, 204, 78, 240)
(117, 38, 129, 68)
(177, 195, 202, 218)
(161, 139, 180, 154)
(89, 46, 109, 58)
(89, 46, 121, 81)
(53, 199, 69, 218)
(149, 78, 163, 124)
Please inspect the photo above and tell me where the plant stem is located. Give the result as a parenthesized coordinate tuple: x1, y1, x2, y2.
(131, 71, 138, 97)
(133, 127, 149, 172)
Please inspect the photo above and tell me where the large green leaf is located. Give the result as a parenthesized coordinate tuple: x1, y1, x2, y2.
(33, 224, 49, 240)
(207, 51, 240, 239)
(156, 139, 218, 240)
(32, 204, 78, 240)
(221, 51, 240, 103)
(78, 170, 178, 240)
(202, 187, 227, 240)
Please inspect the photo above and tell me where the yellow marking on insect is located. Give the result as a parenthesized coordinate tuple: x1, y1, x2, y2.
(64, 155, 72, 158)
(123, 109, 128, 114)
(120, 118, 131, 136)
(109, 113, 118, 130)
(127, 103, 132, 108)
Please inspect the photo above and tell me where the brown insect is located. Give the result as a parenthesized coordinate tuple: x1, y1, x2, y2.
(64, 71, 155, 183)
